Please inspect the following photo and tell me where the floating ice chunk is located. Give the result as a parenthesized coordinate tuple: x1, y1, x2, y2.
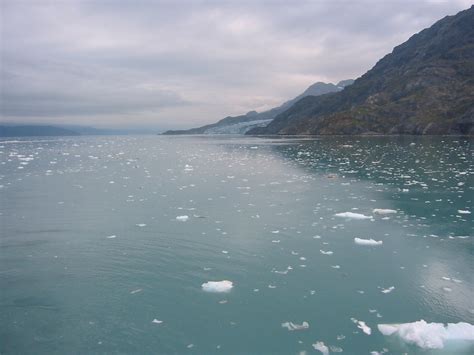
(281, 321, 309, 331)
(130, 288, 143, 294)
(201, 280, 233, 293)
(312, 341, 329, 355)
(352, 318, 371, 335)
(354, 238, 383, 246)
(271, 230, 280, 234)
(443, 287, 452, 292)
(458, 210, 471, 214)
(271, 240, 280, 243)
(176, 215, 189, 222)
(373, 209, 397, 215)
(441, 277, 451, 281)
(136, 223, 146, 227)
(320, 250, 333, 255)
(378, 320, 474, 349)
(335, 212, 372, 220)
(381, 286, 395, 294)
(106, 235, 117, 239)
(152, 319, 163, 324)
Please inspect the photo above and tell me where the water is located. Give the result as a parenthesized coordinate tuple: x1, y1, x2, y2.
(0, 135, 472, 354)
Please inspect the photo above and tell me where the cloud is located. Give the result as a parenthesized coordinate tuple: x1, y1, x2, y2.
(0, 0, 470, 129)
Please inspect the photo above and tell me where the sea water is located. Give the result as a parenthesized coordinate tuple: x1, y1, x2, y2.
(0, 135, 472, 354)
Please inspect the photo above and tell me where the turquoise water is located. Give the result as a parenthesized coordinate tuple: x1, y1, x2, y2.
(0, 135, 472, 354)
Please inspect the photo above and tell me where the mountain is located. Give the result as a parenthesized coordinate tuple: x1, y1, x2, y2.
(162, 80, 353, 135)
(0, 125, 80, 137)
(247, 6, 474, 135)
(0, 124, 158, 137)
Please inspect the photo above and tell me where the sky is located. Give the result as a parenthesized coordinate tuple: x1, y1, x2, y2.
(1, 0, 472, 131)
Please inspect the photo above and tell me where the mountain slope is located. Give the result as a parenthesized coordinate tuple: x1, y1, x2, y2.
(248, 6, 474, 135)
(162, 80, 353, 135)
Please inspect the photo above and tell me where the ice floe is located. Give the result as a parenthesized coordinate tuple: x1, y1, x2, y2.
(381, 286, 395, 294)
(281, 321, 309, 331)
(312, 341, 329, 355)
(354, 238, 383, 246)
(335, 212, 372, 220)
(351, 318, 372, 335)
(373, 209, 397, 215)
(320, 250, 333, 255)
(176, 215, 189, 221)
(152, 319, 163, 324)
(378, 320, 474, 349)
(201, 280, 233, 293)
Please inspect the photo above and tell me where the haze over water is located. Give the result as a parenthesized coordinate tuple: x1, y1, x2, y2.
(1, 135, 472, 354)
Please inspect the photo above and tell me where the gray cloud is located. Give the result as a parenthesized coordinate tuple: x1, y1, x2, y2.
(0, 0, 471, 129)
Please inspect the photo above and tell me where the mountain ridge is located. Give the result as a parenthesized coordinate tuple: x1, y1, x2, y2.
(162, 80, 353, 135)
(247, 6, 474, 135)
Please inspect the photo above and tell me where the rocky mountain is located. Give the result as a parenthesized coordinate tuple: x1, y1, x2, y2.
(162, 80, 353, 135)
(248, 6, 474, 135)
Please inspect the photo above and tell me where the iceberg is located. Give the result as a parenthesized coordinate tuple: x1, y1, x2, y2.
(354, 238, 383, 246)
(352, 318, 371, 334)
(381, 286, 395, 294)
(312, 341, 329, 355)
(320, 250, 333, 255)
(378, 320, 474, 349)
(373, 209, 397, 214)
(335, 212, 372, 220)
(281, 321, 309, 331)
(201, 280, 233, 293)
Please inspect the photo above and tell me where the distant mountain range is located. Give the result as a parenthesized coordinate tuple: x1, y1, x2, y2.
(162, 80, 354, 135)
(248, 6, 474, 135)
(0, 124, 155, 137)
(0, 125, 80, 137)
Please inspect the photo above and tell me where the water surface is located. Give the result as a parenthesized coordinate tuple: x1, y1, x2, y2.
(1, 135, 472, 354)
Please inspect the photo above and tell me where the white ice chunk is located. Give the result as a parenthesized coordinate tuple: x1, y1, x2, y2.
(351, 318, 372, 335)
(373, 209, 397, 215)
(378, 320, 474, 349)
(320, 250, 333, 255)
(201, 280, 233, 293)
(354, 238, 383, 246)
(381, 286, 395, 294)
(281, 321, 309, 331)
(458, 210, 471, 214)
(335, 212, 372, 220)
(152, 319, 163, 324)
(176, 215, 189, 221)
(312, 341, 329, 355)
(106, 235, 117, 239)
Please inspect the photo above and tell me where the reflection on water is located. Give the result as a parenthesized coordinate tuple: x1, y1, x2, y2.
(0, 135, 472, 354)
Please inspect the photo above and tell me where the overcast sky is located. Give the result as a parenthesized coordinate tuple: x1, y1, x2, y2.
(1, 0, 472, 130)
